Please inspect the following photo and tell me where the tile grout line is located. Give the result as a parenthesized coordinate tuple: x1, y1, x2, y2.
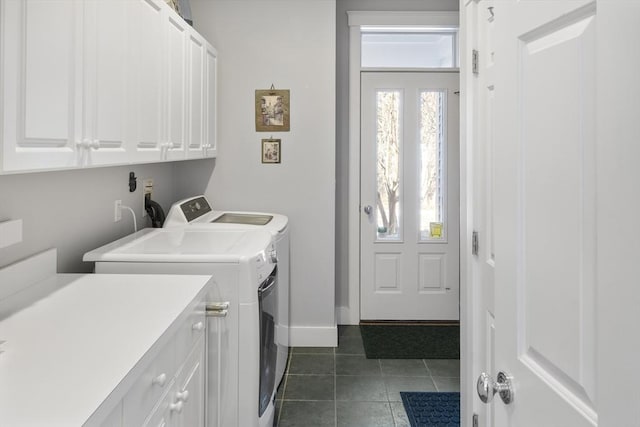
(333, 346, 337, 427)
(275, 351, 294, 426)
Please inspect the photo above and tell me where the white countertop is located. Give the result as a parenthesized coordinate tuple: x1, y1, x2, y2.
(0, 272, 211, 426)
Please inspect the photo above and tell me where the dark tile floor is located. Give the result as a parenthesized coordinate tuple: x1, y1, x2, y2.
(274, 325, 460, 427)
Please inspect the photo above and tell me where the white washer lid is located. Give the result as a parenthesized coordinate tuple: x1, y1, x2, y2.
(83, 228, 273, 263)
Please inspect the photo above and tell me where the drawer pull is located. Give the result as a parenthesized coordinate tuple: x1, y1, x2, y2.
(152, 373, 167, 387)
(192, 321, 204, 331)
(169, 400, 184, 414)
(176, 390, 190, 402)
(206, 302, 230, 318)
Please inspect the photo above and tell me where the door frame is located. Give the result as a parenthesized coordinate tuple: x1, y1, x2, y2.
(345, 11, 461, 324)
(345, 12, 470, 413)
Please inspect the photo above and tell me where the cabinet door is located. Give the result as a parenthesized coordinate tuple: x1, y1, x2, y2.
(176, 337, 206, 427)
(81, 0, 130, 167)
(100, 401, 123, 427)
(129, 0, 164, 162)
(164, 12, 188, 162)
(142, 380, 179, 427)
(186, 32, 205, 159)
(203, 44, 218, 158)
(1, 0, 81, 172)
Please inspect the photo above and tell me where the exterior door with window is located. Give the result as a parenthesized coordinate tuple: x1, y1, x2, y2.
(360, 72, 459, 320)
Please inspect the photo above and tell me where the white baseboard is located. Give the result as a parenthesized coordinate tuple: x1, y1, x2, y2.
(289, 325, 337, 347)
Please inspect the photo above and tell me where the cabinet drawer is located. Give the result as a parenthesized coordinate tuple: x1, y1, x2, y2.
(175, 304, 206, 365)
(123, 337, 176, 427)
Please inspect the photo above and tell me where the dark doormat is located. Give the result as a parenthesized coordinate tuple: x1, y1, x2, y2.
(360, 324, 459, 359)
(401, 392, 460, 427)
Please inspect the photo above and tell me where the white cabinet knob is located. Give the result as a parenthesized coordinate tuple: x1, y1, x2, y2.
(152, 373, 167, 387)
(176, 390, 190, 402)
(169, 400, 184, 413)
(91, 140, 100, 149)
(192, 321, 204, 332)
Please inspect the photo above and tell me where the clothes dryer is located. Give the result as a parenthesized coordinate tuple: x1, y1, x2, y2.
(83, 228, 277, 427)
(164, 195, 290, 387)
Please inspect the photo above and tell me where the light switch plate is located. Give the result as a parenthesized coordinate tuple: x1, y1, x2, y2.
(0, 219, 22, 249)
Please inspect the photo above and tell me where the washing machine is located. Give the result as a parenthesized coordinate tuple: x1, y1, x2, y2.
(163, 195, 290, 387)
(83, 228, 277, 427)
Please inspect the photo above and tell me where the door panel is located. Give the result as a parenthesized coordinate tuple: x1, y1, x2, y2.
(1, 0, 80, 171)
(360, 72, 459, 321)
(493, 1, 597, 425)
(129, 0, 163, 161)
(83, 0, 130, 166)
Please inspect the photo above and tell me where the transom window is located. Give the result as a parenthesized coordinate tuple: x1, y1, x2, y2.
(361, 27, 458, 69)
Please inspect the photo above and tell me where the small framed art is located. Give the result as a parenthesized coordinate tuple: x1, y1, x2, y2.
(255, 89, 290, 132)
(261, 139, 281, 164)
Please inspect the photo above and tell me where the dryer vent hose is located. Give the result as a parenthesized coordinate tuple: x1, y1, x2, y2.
(145, 197, 166, 228)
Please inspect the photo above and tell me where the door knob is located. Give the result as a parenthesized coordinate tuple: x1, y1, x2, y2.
(477, 371, 514, 404)
(363, 205, 373, 215)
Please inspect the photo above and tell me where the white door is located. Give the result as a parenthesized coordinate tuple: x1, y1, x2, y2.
(469, 0, 639, 424)
(360, 72, 460, 320)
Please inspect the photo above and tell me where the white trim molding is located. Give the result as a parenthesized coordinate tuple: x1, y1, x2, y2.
(289, 325, 338, 347)
(344, 10, 460, 326)
(348, 11, 459, 27)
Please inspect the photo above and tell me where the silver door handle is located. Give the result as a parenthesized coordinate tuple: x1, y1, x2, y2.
(477, 372, 514, 404)
(363, 205, 373, 215)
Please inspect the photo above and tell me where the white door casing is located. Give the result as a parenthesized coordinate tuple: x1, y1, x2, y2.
(360, 72, 460, 321)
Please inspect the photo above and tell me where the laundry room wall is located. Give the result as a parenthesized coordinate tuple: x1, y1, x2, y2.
(0, 164, 178, 273)
(334, 0, 460, 323)
(185, 0, 337, 346)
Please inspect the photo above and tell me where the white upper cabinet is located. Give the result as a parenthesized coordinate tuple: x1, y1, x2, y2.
(81, 0, 131, 167)
(0, 0, 217, 173)
(1, 0, 81, 172)
(187, 32, 205, 159)
(129, 0, 164, 163)
(204, 44, 218, 158)
(165, 11, 189, 162)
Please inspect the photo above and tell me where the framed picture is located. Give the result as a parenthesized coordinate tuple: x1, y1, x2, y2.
(261, 139, 281, 164)
(255, 89, 290, 132)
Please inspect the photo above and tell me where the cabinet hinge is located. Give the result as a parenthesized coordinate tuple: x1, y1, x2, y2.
(472, 50, 479, 75)
(472, 231, 479, 256)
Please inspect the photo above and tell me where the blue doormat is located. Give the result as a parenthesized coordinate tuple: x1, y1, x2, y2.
(400, 392, 460, 427)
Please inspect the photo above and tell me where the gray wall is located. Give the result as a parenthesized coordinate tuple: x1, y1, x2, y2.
(0, 161, 211, 273)
(187, 0, 337, 345)
(334, 0, 460, 315)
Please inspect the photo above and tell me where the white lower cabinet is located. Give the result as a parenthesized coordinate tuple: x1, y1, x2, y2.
(99, 308, 208, 427)
(0, 0, 217, 173)
(174, 338, 206, 427)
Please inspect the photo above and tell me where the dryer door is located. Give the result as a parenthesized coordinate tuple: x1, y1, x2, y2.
(258, 267, 278, 417)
